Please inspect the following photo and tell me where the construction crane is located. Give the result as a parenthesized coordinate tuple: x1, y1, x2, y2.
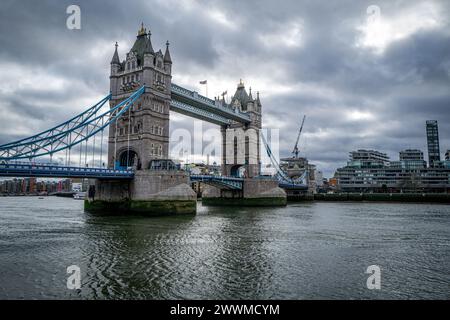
(292, 115, 306, 159)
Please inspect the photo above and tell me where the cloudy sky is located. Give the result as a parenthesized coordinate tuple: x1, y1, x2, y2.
(0, 0, 449, 177)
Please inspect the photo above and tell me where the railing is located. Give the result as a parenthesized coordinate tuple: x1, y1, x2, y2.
(190, 174, 243, 182)
(171, 83, 251, 123)
(170, 100, 231, 125)
(278, 182, 308, 190)
(0, 162, 134, 179)
(190, 174, 244, 189)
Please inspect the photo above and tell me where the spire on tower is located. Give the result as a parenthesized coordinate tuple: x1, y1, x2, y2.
(164, 40, 172, 64)
(138, 22, 146, 36)
(110, 41, 120, 64)
(144, 30, 154, 54)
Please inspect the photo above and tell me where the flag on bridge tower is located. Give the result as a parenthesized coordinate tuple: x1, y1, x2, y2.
(199, 80, 208, 97)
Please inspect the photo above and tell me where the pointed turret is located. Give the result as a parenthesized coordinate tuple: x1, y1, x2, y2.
(130, 24, 154, 64)
(137, 22, 146, 36)
(248, 87, 253, 100)
(144, 30, 154, 54)
(111, 42, 120, 65)
(231, 79, 250, 106)
(164, 40, 172, 64)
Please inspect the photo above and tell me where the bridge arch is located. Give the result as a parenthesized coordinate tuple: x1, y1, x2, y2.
(230, 164, 246, 178)
(117, 147, 140, 169)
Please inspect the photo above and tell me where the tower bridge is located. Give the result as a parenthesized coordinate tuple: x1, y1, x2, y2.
(0, 25, 306, 214)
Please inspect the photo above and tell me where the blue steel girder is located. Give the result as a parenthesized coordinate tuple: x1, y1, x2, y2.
(0, 162, 134, 179)
(190, 174, 243, 190)
(171, 83, 251, 124)
(0, 86, 145, 160)
(278, 182, 308, 190)
(170, 100, 231, 126)
(0, 94, 111, 149)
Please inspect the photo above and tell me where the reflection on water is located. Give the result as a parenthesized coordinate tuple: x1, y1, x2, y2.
(0, 197, 449, 299)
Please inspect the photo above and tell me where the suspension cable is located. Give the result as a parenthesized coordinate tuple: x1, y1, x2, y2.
(260, 131, 292, 183)
(127, 104, 132, 168)
(84, 131, 88, 167)
(0, 86, 144, 161)
(114, 119, 118, 170)
(100, 118, 104, 168)
(79, 140, 82, 167)
(92, 133, 96, 167)
(68, 132, 72, 166)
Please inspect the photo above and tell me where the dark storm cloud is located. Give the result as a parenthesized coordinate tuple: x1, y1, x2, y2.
(0, 0, 449, 176)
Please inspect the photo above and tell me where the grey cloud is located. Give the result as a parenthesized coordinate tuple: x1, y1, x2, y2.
(0, 0, 449, 177)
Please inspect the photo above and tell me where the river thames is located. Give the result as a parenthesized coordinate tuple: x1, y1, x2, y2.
(0, 196, 448, 299)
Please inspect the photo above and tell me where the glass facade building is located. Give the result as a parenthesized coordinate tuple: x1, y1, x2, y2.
(426, 120, 440, 167)
(335, 149, 450, 193)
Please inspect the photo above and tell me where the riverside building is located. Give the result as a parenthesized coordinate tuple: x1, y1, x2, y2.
(335, 149, 450, 193)
(426, 120, 441, 167)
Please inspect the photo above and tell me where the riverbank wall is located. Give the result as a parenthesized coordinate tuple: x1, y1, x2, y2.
(288, 193, 450, 203)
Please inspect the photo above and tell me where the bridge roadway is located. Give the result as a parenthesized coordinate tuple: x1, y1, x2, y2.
(0, 162, 134, 179)
(0, 163, 246, 189)
(170, 83, 251, 126)
(0, 163, 308, 191)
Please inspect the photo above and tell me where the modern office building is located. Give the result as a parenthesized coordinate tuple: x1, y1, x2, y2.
(335, 149, 450, 193)
(391, 149, 427, 169)
(348, 149, 390, 168)
(426, 120, 440, 167)
(445, 150, 450, 161)
(399, 149, 424, 161)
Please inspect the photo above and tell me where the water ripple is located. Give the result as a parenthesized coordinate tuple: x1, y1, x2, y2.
(0, 197, 449, 299)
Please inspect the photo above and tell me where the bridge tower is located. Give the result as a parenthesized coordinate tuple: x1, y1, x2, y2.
(109, 23, 172, 170)
(87, 24, 196, 215)
(221, 80, 262, 178)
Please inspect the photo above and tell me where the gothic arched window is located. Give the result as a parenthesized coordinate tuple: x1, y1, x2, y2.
(233, 136, 238, 165)
(245, 136, 250, 165)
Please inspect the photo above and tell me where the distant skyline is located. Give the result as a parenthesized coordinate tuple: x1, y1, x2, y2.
(0, 0, 449, 177)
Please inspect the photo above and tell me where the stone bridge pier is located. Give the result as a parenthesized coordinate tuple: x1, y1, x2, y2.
(85, 169, 197, 215)
(201, 178, 286, 206)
